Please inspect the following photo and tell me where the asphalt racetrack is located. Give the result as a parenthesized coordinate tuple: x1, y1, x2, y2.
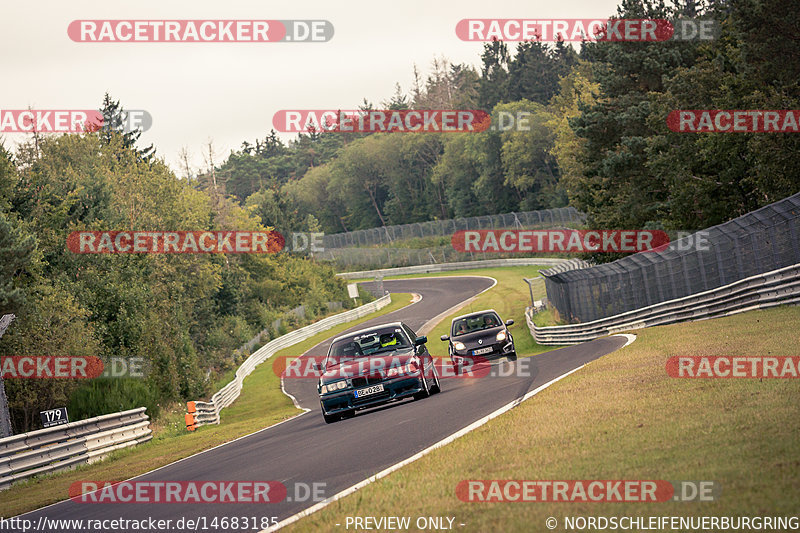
(16, 277, 628, 532)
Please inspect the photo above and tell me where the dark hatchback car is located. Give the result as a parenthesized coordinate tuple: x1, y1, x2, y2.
(440, 309, 516, 371)
(316, 322, 441, 423)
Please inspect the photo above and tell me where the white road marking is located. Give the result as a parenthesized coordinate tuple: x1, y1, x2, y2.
(263, 333, 635, 532)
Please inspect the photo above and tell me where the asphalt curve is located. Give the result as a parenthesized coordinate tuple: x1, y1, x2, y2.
(15, 277, 627, 533)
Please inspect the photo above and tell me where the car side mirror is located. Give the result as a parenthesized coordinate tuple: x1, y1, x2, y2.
(414, 336, 427, 346)
(440, 335, 450, 341)
(505, 319, 514, 326)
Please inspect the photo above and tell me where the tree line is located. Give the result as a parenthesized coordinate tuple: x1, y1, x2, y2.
(3, 0, 798, 431)
(0, 103, 350, 432)
(216, 0, 798, 242)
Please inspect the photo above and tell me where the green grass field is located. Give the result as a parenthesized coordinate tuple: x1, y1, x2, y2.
(286, 305, 800, 532)
(0, 294, 415, 517)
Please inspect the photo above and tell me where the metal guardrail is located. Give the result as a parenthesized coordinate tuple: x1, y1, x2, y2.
(189, 258, 580, 427)
(527, 263, 800, 345)
(187, 295, 393, 428)
(0, 407, 151, 490)
(233, 301, 346, 358)
(335, 258, 576, 280)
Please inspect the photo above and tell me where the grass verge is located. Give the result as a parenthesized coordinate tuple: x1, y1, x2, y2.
(0, 294, 415, 517)
(285, 305, 800, 532)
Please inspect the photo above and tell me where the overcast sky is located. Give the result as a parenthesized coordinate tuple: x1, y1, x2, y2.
(2, 0, 622, 176)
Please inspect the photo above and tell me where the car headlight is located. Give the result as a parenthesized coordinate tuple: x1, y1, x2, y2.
(321, 380, 348, 393)
(496, 331, 507, 341)
(453, 341, 466, 351)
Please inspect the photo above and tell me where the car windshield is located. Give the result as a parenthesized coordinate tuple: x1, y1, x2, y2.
(452, 312, 501, 337)
(326, 326, 411, 367)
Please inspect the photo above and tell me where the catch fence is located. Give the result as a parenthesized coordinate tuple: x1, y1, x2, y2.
(542, 193, 800, 323)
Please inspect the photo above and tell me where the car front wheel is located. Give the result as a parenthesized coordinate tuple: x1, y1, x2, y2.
(413, 372, 430, 400)
(321, 403, 340, 424)
(430, 362, 441, 394)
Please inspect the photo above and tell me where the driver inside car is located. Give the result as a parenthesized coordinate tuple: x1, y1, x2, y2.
(379, 332, 398, 348)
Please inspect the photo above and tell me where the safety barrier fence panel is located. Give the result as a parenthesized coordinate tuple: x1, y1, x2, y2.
(0, 407, 151, 490)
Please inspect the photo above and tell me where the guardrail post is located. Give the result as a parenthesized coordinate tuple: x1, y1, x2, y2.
(523, 278, 536, 308)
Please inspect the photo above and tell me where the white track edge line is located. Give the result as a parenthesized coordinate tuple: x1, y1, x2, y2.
(281, 376, 312, 413)
(264, 364, 581, 532)
(264, 333, 636, 532)
(618, 333, 637, 347)
(17, 409, 310, 518)
(22, 293, 431, 515)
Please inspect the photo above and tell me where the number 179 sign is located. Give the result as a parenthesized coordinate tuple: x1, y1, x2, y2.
(40, 407, 69, 428)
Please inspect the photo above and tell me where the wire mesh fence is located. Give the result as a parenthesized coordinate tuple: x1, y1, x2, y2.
(321, 207, 586, 249)
(317, 245, 569, 271)
(542, 192, 800, 323)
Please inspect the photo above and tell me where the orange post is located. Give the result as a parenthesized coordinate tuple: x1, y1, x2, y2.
(185, 413, 196, 431)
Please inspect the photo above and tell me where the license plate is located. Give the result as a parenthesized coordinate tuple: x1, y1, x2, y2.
(472, 347, 493, 355)
(354, 384, 384, 398)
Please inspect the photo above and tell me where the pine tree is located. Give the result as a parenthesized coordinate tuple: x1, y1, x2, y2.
(478, 40, 510, 110)
(98, 93, 155, 163)
(0, 211, 36, 313)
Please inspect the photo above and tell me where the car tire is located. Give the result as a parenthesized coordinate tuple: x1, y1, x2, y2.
(430, 362, 441, 394)
(507, 351, 518, 362)
(413, 372, 430, 400)
(321, 404, 340, 424)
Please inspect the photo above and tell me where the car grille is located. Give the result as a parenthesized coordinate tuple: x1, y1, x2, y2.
(351, 372, 383, 388)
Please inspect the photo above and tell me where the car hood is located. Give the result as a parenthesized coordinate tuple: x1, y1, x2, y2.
(321, 349, 416, 383)
(451, 326, 505, 348)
